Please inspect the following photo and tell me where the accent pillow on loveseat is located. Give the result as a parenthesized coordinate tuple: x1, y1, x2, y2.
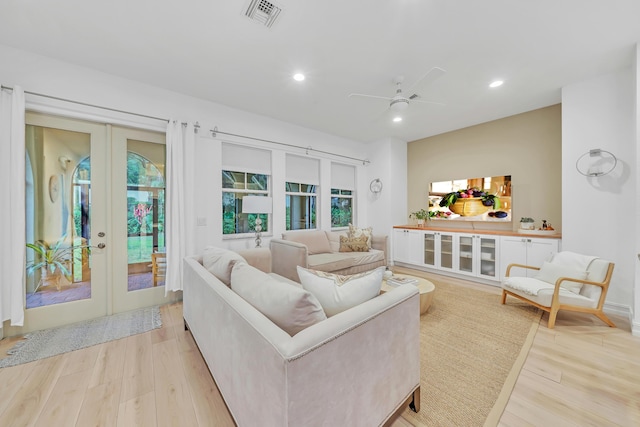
(231, 261, 327, 336)
(297, 265, 384, 316)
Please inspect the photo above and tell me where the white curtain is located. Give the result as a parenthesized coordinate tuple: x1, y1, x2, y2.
(0, 85, 26, 326)
(165, 120, 195, 294)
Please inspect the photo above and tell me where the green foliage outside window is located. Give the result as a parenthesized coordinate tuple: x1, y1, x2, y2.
(331, 189, 353, 228)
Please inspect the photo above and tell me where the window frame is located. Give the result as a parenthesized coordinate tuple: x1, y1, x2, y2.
(285, 181, 318, 231)
(222, 170, 271, 238)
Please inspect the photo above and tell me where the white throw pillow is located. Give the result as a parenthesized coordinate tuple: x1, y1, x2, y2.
(297, 266, 383, 317)
(348, 224, 373, 249)
(534, 261, 588, 294)
(202, 246, 246, 286)
(231, 262, 327, 336)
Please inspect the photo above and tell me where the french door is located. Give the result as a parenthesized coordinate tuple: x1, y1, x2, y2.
(17, 112, 176, 334)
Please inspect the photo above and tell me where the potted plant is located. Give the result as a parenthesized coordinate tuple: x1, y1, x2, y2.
(409, 209, 430, 226)
(439, 188, 501, 216)
(519, 217, 535, 230)
(26, 236, 89, 292)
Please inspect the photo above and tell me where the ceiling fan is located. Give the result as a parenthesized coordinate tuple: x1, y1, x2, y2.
(348, 67, 446, 118)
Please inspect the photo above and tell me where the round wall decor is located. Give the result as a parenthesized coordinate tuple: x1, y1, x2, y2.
(49, 174, 59, 202)
(369, 178, 383, 194)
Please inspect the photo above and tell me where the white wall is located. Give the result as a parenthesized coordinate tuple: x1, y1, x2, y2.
(365, 137, 408, 260)
(0, 44, 383, 253)
(561, 66, 637, 323)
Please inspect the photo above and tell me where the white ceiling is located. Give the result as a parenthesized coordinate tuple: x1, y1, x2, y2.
(1, 0, 639, 143)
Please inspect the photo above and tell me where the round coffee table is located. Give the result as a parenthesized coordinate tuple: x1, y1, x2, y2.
(381, 274, 435, 315)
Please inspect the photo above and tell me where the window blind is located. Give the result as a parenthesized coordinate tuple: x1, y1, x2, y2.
(286, 154, 319, 185)
(331, 162, 355, 190)
(222, 143, 271, 174)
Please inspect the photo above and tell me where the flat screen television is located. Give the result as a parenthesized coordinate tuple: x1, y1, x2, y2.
(428, 175, 511, 222)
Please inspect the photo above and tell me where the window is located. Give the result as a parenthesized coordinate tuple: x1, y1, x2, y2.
(331, 189, 353, 227)
(286, 182, 317, 230)
(222, 171, 270, 235)
(330, 162, 355, 228)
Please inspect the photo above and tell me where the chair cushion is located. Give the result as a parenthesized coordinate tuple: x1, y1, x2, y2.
(202, 246, 247, 286)
(534, 261, 587, 294)
(231, 261, 326, 336)
(297, 266, 383, 317)
(282, 230, 332, 255)
(503, 278, 597, 309)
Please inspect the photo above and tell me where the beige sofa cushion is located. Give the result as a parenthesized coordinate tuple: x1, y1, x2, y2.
(297, 266, 383, 316)
(231, 261, 327, 336)
(202, 246, 246, 286)
(308, 250, 385, 272)
(282, 230, 332, 255)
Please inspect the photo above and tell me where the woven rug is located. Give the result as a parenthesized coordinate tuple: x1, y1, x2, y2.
(0, 306, 162, 368)
(400, 273, 541, 427)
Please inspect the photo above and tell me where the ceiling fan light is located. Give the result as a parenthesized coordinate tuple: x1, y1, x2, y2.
(390, 99, 409, 111)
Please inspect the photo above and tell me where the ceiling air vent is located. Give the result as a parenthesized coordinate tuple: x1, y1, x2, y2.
(245, 0, 282, 28)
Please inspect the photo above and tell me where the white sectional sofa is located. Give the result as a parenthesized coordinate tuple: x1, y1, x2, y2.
(182, 247, 420, 427)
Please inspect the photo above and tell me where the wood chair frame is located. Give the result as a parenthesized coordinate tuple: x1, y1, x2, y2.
(501, 262, 616, 329)
(151, 252, 167, 287)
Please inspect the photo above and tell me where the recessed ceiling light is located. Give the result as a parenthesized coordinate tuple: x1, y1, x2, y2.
(392, 116, 402, 123)
(293, 73, 305, 82)
(489, 80, 504, 88)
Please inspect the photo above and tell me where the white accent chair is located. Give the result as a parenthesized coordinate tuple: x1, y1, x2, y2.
(501, 251, 615, 328)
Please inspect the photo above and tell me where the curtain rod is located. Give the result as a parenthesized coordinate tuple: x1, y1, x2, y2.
(1, 85, 369, 165)
(207, 126, 370, 165)
(1, 84, 169, 123)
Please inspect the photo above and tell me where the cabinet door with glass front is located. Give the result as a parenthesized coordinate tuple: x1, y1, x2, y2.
(456, 233, 476, 276)
(477, 235, 499, 280)
(437, 232, 455, 271)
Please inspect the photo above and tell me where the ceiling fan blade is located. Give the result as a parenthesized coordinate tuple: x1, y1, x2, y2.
(411, 98, 446, 106)
(408, 66, 446, 96)
(348, 93, 393, 101)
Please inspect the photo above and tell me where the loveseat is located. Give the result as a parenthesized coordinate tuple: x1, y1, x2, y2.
(183, 246, 420, 427)
(270, 229, 388, 282)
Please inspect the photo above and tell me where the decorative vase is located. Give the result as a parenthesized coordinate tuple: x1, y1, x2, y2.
(417, 219, 425, 227)
(448, 198, 490, 216)
(520, 222, 535, 230)
(40, 267, 63, 290)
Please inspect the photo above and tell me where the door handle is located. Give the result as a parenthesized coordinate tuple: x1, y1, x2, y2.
(97, 243, 106, 249)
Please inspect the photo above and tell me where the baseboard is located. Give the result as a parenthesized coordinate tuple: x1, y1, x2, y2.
(393, 261, 502, 287)
(632, 321, 640, 337)
(603, 301, 631, 318)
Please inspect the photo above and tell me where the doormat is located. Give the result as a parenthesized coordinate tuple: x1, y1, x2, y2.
(0, 306, 162, 368)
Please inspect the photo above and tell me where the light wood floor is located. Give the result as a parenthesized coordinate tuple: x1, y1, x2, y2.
(1, 273, 639, 426)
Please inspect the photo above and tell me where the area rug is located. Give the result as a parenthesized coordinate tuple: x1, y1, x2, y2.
(0, 306, 162, 368)
(399, 273, 541, 427)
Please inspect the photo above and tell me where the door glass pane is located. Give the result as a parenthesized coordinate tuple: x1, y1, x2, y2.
(126, 141, 166, 291)
(25, 126, 92, 308)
